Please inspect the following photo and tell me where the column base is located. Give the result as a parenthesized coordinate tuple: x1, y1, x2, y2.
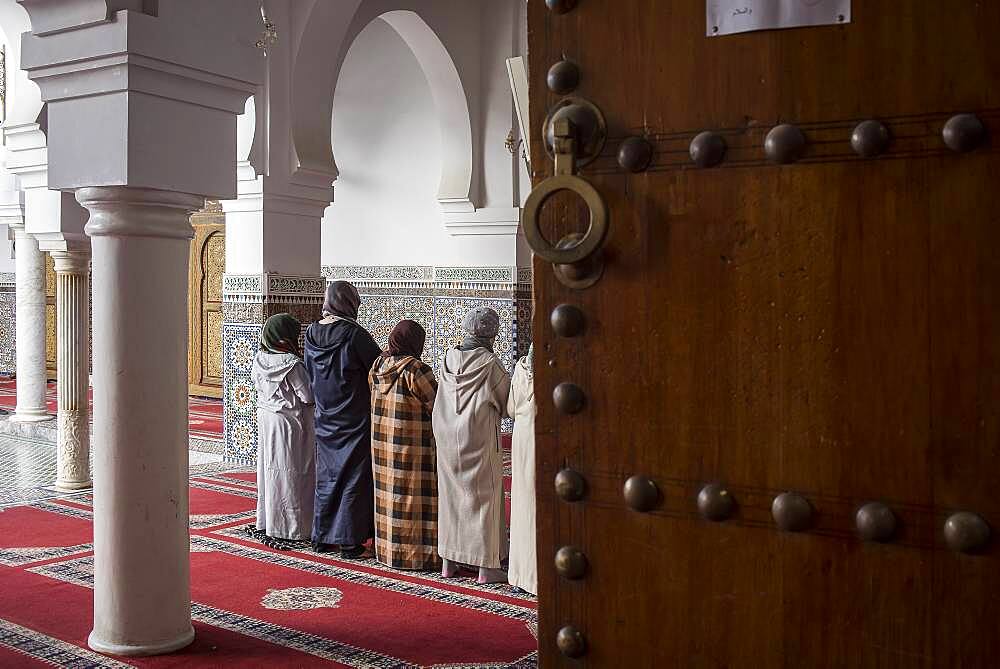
(9, 410, 52, 423)
(54, 477, 93, 491)
(88, 626, 195, 657)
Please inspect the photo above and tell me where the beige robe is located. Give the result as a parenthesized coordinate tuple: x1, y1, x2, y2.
(432, 347, 511, 569)
(507, 357, 537, 593)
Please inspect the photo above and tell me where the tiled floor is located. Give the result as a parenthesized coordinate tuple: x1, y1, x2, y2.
(0, 435, 223, 509)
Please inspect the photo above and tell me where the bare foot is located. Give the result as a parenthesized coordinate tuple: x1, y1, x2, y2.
(477, 567, 508, 584)
(441, 558, 459, 578)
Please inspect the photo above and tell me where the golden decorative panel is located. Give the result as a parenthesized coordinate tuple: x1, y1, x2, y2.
(203, 232, 225, 303)
(188, 214, 225, 398)
(204, 309, 224, 381)
(45, 254, 57, 376)
(45, 255, 55, 298)
(45, 303, 56, 368)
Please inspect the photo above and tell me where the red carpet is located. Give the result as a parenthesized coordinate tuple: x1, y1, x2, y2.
(0, 378, 223, 441)
(0, 470, 537, 667)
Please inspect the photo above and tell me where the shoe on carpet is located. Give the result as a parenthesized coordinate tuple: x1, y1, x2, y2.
(312, 542, 336, 554)
(339, 544, 366, 559)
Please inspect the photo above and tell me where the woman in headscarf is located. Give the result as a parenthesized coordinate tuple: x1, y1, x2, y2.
(251, 313, 315, 548)
(305, 281, 381, 558)
(369, 320, 440, 570)
(506, 344, 537, 594)
(432, 306, 511, 584)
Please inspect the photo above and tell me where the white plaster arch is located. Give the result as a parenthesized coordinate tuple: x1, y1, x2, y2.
(0, 0, 43, 127)
(290, 1, 478, 212)
(288, 0, 364, 183)
(376, 10, 474, 212)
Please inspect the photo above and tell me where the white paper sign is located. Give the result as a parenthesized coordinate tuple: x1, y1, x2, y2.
(707, 0, 851, 37)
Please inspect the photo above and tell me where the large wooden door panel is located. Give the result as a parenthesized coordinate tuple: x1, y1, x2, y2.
(188, 204, 224, 398)
(529, 1, 999, 666)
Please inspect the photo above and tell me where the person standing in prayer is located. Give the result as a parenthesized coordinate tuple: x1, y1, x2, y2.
(506, 344, 537, 594)
(369, 320, 440, 570)
(433, 306, 511, 584)
(305, 281, 381, 558)
(251, 313, 315, 548)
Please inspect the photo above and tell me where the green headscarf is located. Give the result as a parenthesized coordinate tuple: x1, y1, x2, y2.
(261, 313, 302, 356)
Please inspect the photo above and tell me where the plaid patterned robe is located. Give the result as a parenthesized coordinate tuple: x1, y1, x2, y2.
(369, 355, 440, 570)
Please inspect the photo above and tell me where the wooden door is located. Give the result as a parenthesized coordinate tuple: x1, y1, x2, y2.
(188, 202, 225, 398)
(528, 2, 999, 666)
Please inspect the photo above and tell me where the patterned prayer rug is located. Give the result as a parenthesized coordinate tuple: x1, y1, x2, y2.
(0, 466, 537, 668)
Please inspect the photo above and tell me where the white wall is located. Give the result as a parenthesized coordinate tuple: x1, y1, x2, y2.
(322, 2, 524, 269)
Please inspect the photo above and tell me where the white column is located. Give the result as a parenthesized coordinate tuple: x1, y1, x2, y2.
(10, 224, 49, 423)
(77, 186, 201, 656)
(51, 250, 91, 490)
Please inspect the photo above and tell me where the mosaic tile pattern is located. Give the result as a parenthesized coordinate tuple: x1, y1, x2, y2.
(515, 290, 534, 361)
(222, 323, 260, 463)
(221, 271, 325, 463)
(0, 292, 14, 375)
(430, 296, 517, 372)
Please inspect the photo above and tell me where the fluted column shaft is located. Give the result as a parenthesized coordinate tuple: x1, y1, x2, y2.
(77, 186, 201, 657)
(51, 250, 92, 490)
(11, 226, 49, 422)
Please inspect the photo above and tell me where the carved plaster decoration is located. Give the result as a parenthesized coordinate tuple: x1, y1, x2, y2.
(56, 409, 90, 488)
(52, 249, 92, 490)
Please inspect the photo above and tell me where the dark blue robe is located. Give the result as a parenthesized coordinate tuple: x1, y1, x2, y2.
(304, 319, 381, 546)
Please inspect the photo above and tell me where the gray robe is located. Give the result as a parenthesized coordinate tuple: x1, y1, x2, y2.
(432, 347, 511, 569)
(252, 351, 316, 541)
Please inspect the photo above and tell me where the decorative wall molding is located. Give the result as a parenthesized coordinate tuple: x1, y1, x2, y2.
(222, 274, 263, 296)
(223, 273, 326, 297)
(267, 275, 326, 296)
(222, 273, 327, 319)
(322, 265, 434, 282)
(442, 206, 521, 236)
(321, 265, 530, 287)
(433, 265, 515, 283)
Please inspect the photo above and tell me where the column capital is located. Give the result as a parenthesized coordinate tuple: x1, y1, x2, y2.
(50, 249, 92, 276)
(27, 189, 92, 255)
(77, 187, 202, 240)
(3, 123, 48, 190)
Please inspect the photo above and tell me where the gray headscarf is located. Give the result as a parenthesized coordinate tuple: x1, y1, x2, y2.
(322, 280, 361, 323)
(458, 306, 500, 352)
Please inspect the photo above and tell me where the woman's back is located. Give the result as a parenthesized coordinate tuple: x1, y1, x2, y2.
(304, 319, 380, 442)
(432, 347, 508, 449)
(253, 351, 312, 415)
